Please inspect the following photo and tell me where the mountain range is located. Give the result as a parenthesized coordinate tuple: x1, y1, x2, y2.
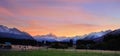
(33, 30, 112, 44)
(0, 25, 34, 40)
(34, 33, 72, 42)
(1, 25, 120, 50)
(0, 25, 117, 44)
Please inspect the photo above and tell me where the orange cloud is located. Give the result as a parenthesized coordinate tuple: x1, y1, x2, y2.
(48, 24, 120, 37)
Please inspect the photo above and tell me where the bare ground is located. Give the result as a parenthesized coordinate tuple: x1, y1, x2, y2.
(0, 45, 120, 54)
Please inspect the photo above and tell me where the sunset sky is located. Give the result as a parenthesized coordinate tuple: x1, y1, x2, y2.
(0, 0, 120, 37)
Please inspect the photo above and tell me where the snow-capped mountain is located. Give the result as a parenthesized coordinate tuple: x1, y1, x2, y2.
(34, 30, 112, 43)
(34, 33, 71, 42)
(101, 29, 120, 41)
(0, 25, 113, 43)
(108, 29, 120, 35)
(83, 30, 112, 40)
(0, 25, 30, 36)
(34, 33, 57, 42)
(0, 25, 33, 40)
(71, 36, 84, 44)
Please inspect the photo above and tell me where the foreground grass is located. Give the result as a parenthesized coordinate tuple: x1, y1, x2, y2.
(0, 49, 120, 56)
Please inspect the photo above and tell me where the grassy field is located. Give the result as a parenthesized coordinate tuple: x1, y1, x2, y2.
(0, 49, 120, 56)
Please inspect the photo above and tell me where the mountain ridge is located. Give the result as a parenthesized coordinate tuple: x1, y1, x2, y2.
(0, 25, 117, 43)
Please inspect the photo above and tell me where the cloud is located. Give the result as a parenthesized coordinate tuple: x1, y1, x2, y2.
(16, 6, 99, 22)
(0, 7, 14, 17)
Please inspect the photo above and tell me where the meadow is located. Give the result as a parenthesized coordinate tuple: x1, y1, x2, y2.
(0, 49, 120, 56)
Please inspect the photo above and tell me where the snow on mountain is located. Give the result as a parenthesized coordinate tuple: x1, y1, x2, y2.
(0, 25, 112, 42)
(71, 36, 84, 44)
(0, 25, 33, 40)
(34, 34, 83, 44)
(100, 29, 120, 42)
(83, 30, 112, 40)
(34, 33, 57, 42)
(34, 33, 71, 42)
(34, 30, 112, 43)
(0, 25, 114, 44)
(0, 25, 30, 36)
(108, 29, 120, 35)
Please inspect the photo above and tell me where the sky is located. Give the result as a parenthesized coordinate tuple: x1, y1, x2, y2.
(0, 0, 120, 37)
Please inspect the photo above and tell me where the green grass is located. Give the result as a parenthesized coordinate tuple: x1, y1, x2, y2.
(0, 49, 120, 56)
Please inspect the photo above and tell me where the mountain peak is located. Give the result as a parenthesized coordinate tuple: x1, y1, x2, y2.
(0, 25, 30, 36)
(0, 25, 9, 30)
(0, 25, 33, 40)
(35, 33, 57, 38)
(83, 30, 112, 40)
(46, 33, 56, 37)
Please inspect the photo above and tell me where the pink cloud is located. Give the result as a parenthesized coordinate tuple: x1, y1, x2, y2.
(17, 6, 98, 21)
(0, 7, 14, 17)
(11, 0, 120, 3)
